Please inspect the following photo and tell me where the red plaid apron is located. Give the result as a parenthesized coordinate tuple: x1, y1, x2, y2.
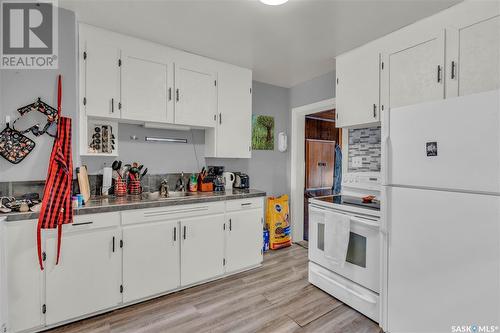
(37, 75, 73, 270)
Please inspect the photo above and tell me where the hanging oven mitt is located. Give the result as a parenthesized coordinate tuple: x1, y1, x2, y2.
(0, 123, 36, 164)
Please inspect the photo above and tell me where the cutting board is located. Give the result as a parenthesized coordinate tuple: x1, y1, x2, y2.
(77, 165, 91, 203)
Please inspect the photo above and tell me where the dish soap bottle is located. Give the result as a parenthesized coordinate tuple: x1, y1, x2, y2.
(189, 173, 198, 192)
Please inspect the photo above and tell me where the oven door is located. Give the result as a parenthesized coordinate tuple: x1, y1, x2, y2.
(309, 204, 380, 292)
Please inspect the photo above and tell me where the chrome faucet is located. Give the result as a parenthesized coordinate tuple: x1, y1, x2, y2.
(175, 172, 186, 192)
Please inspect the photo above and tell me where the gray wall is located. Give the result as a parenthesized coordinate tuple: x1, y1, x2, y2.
(207, 81, 290, 197)
(289, 71, 335, 108)
(0, 7, 77, 182)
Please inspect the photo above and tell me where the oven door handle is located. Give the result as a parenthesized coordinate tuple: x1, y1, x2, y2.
(350, 216, 379, 229)
(316, 270, 377, 305)
(311, 205, 380, 229)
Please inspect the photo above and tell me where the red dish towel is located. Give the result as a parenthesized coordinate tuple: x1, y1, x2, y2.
(37, 75, 73, 270)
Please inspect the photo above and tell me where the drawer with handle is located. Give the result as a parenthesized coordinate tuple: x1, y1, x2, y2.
(121, 201, 225, 225)
(70, 212, 120, 230)
(226, 197, 264, 212)
(41, 212, 120, 236)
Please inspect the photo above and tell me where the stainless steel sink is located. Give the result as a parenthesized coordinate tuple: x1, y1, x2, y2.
(165, 191, 193, 198)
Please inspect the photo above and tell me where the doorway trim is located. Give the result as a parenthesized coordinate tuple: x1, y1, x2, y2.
(290, 98, 336, 242)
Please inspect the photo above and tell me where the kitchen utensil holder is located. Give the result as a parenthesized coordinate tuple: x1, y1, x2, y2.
(114, 179, 127, 197)
(199, 182, 214, 192)
(128, 180, 142, 195)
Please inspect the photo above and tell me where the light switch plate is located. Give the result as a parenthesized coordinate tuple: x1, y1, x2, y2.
(353, 156, 363, 168)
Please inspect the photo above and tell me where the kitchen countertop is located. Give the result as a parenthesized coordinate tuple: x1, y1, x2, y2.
(2, 189, 266, 222)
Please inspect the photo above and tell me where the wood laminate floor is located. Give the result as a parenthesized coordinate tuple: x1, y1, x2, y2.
(46, 245, 381, 333)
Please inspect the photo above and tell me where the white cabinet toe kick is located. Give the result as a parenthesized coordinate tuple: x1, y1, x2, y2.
(2, 198, 264, 333)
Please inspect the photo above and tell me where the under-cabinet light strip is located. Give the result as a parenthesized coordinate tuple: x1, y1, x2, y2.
(144, 136, 187, 143)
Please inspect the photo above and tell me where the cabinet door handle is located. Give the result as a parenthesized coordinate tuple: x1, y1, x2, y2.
(437, 65, 442, 83)
(373, 104, 377, 118)
(241, 202, 252, 206)
(229, 218, 232, 231)
(176, 89, 180, 102)
(183, 226, 187, 240)
(112, 236, 115, 253)
(173, 226, 177, 242)
(219, 113, 222, 125)
(451, 61, 456, 79)
(72, 221, 93, 227)
(168, 87, 172, 101)
(111, 98, 114, 113)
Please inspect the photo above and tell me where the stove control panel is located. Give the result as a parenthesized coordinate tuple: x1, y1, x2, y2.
(342, 173, 381, 190)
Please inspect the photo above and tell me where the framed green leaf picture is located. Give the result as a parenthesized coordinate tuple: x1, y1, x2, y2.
(252, 115, 274, 150)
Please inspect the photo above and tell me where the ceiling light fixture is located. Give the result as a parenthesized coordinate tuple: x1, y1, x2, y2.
(259, 0, 289, 6)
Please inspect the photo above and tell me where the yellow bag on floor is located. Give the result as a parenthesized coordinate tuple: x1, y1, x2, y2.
(266, 195, 291, 250)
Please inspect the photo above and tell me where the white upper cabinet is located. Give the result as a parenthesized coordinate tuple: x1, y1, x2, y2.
(79, 23, 251, 157)
(446, 15, 500, 98)
(121, 44, 174, 123)
(174, 62, 217, 128)
(336, 2, 499, 127)
(206, 64, 252, 158)
(80, 26, 121, 119)
(336, 45, 380, 128)
(382, 30, 445, 110)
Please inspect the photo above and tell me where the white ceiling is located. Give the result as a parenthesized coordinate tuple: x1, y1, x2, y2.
(60, 0, 460, 88)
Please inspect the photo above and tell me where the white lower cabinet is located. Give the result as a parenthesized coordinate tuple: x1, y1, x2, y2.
(180, 214, 225, 286)
(44, 214, 121, 325)
(225, 209, 263, 273)
(4, 198, 264, 333)
(4, 221, 43, 333)
(122, 220, 180, 303)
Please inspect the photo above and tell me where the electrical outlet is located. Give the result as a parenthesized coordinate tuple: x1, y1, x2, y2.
(352, 156, 363, 168)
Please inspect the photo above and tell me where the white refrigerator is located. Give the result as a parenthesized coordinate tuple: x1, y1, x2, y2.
(381, 90, 500, 333)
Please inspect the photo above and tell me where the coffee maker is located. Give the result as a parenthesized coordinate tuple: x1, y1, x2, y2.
(234, 172, 250, 189)
(207, 166, 225, 192)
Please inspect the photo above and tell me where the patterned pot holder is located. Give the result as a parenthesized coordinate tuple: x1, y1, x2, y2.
(0, 124, 36, 164)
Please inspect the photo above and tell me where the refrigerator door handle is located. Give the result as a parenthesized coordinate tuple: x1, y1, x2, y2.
(380, 188, 391, 246)
(381, 108, 391, 185)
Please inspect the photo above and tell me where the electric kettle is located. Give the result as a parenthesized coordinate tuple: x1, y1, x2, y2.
(222, 172, 235, 190)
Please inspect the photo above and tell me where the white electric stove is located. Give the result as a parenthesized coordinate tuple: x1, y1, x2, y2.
(308, 174, 381, 322)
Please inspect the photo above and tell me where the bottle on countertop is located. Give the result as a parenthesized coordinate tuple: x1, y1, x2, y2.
(189, 173, 198, 192)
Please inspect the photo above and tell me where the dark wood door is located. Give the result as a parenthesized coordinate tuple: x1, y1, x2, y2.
(305, 140, 335, 190)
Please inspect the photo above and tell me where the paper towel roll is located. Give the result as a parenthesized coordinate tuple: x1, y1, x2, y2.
(102, 167, 113, 195)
